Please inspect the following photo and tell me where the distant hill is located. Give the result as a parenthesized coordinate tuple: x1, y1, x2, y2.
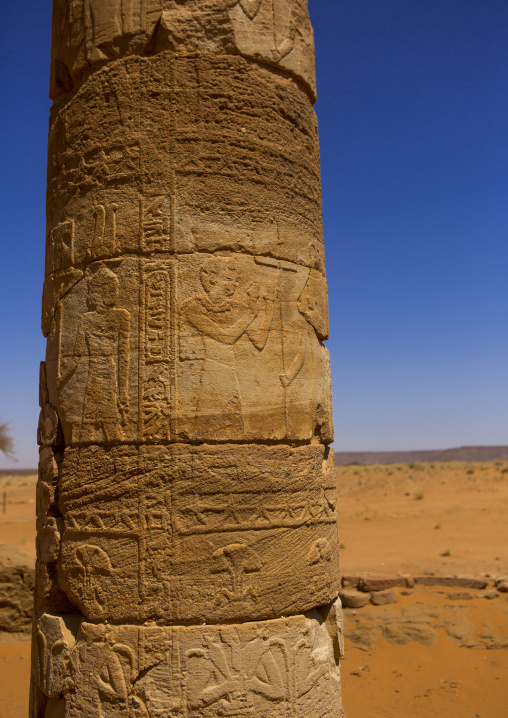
(334, 446, 508, 466)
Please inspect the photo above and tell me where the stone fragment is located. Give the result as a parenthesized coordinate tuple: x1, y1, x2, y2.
(320, 597, 345, 660)
(480, 589, 500, 600)
(341, 575, 361, 589)
(358, 575, 411, 592)
(414, 576, 488, 590)
(446, 591, 473, 601)
(370, 589, 398, 606)
(495, 579, 508, 593)
(339, 590, 370, 609)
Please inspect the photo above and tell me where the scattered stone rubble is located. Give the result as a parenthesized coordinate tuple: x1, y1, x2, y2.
(339, 573, 507, 608)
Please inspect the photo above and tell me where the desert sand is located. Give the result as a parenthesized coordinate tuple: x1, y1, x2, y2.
(1, 461, 507, 717)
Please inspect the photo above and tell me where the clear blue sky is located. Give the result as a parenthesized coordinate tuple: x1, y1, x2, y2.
(0, 0, 507, 467)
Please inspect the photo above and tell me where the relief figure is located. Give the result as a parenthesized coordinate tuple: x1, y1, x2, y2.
(212, 543, 263, 605)
(186, 629, 286, 711)
(180, 259, 274, 438)
(63, 624, 136, 717)
(230, 0, 296, 62)
(59, 265, 130, 442)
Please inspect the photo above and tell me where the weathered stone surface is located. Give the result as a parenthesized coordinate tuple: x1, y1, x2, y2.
(34, 0, 343, 714)
(0, 544, 35, 633)
(32, 610, 343, 717)
(339, 590, 370, 609)
(44, 255, 331, 446)
(495, 578, 508, 593)
(370, 589, 397, 606)
(357, 575, 411, 593)
(50, 0, 317, 101)
(45, 54, 323, 279)
(55, 443, 339, 623)
(414, 576, 488, 590)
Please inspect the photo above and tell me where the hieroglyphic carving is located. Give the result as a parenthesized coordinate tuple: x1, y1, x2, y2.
(33, 613, 342, 717)
(38, 0, 343, 713)
(175, 487, 337, 535)
(50, 0, 162, 97)
(140, 195, 171, 252)
(32, 614, 80, 700)
(89, 202, 119, 259)
(212, 543, 263, 605)
(58, 264, 130, 442)
(64, 623, 137, 716)
(57, 443, 339, 624)
(140, 261, 173, 439)
(49, 221, 74, 274)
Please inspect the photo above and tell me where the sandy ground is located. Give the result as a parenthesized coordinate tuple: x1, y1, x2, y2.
(336, 461, 508, 717)
(0, 462, 507, 717)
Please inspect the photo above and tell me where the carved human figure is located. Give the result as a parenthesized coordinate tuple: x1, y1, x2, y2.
(59, 265, 130, 442)
(180, 259, 274, 437)
(186, 628, 285, 711)
(63, 624, 135, 717)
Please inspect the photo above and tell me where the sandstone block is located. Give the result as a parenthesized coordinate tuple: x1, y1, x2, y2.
(46, 55, 323, 278)
(357, 575, 410, 592)
(370, 589, 397, 606)
(495, 578, 508, 593)
(50, 0, 317, 101)
(32, 610, 343, 717)
(55, 443, 339, 623)
(446, 591, 473, 601)
(44, 254, 332, 446)
(414, 576, 488, 590)
(339, 590, 370, 609)
(341, 575, 361, 589)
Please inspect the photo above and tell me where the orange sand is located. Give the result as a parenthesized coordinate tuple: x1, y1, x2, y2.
(0, 462, 507, 716)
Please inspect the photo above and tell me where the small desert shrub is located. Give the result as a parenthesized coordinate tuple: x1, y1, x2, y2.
(414, 489, 425, 500)
(439, 549, 451, 557)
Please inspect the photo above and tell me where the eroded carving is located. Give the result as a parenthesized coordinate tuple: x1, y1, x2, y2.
(33, 613, 342, 717)
(56, 443, 339, 624)
(37, 1, 343, 715)
(58, 265, 130, 442)
(180, 258, 274, 438)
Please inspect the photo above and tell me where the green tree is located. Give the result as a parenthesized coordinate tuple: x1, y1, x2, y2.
(0, 422, 15, 460)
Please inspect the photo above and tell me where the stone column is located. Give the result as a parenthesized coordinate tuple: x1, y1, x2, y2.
(31, 2, 345, 716)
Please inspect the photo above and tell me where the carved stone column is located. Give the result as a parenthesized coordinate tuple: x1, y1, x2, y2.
(31, 2, 345, 716)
